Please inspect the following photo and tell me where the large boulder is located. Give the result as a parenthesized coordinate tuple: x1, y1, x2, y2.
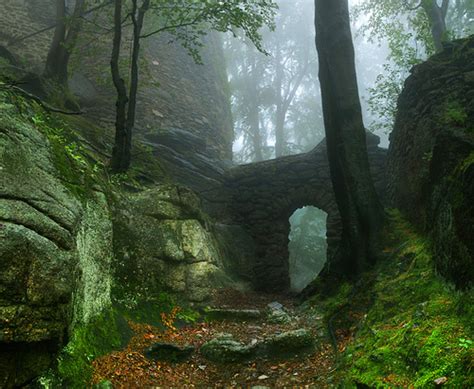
(113, 186, 229, 302)
(387, 36, 474, 288)
(0, 98, 114, 386)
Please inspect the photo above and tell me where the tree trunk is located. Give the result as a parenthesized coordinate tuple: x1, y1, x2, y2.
(274, 40, 285, 158)
(248, 48, 264, 162)
(44, 0, 85, 84)
(110, 0, 129, 173)
(249, 103, 264, 162)
(274, 40, 309, 158)
(314, 0, 385, 276)
(422, 0, 449, 52)
(110, 0, 150, 173)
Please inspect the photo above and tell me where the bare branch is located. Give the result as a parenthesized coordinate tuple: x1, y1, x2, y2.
(8, 0, 114, 46)
(403, 0, 423, 11)
(441, 0, 450, 18)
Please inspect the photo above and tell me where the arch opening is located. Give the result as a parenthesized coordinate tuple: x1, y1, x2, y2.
(288, 206, 328, 292)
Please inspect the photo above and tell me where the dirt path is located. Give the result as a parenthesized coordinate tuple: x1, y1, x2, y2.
(92, 289, 338, 388)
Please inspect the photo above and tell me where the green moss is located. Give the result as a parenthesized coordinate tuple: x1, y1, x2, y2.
(57, 308, 131, 388)
(443, 100, 468, 127)
(31, 109, 101, 199)
(114, 290, 200, 330)
(0, 90, 104, 201)
(332, 211, 474, 387)
(458, 151, 474, 175)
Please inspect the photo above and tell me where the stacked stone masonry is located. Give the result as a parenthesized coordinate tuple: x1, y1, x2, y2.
(224, 133, 388, 291)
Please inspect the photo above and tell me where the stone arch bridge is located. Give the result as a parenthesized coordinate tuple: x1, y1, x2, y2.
(222, 133, 387, 292)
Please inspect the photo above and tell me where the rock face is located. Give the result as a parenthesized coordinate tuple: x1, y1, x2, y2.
(224, 133, 388, 291)
(0, 2, 234, 221)
(0, 92, 243, 385)
(387, 36, 474, 288)
(0, 99, 114, 386)
(113, 187, 230, 302)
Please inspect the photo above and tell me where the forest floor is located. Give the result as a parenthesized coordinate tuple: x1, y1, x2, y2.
(88, 211, 474, 388)
(90, 289, 352, 388)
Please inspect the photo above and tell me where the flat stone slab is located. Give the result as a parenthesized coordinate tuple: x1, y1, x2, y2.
(201, 329, 316, 363)
(205, 308, 262, 321)
(144, 342, 194, 362)
(260, 329, 314, 356)
(200, 333, 257, 362)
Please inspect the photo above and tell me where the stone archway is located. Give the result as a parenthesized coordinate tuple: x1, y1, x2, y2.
(225, 133, 387, 292)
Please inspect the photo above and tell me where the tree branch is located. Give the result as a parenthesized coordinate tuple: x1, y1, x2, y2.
(441, 0, 450, 18)
(403, 0, 423, 11)
(8, 0, 114, 45)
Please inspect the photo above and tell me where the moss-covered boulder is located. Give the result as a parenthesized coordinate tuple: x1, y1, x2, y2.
(0, 95, 115, 386)
(260, 329, 314, 357)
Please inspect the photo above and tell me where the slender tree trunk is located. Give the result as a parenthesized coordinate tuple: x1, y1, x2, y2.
(110, 0, 150, 173)
(249, 103, 263, 162)
(274, 109, 286, 158)
(314, 0, 384, 276)
(110, 0, 129, 173)
(422, 0, 449, 52)
(44, 0, 85, 84)
(274, 41, 309, 158)
(248, 48, 264, 162)
(274, 41, 285, 158)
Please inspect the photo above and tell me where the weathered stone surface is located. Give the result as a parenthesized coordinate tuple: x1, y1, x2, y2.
(200, 333, 256, 362)
(260, 329, 314, 356)
(0, 101, 114, 386)
(114, 187, 228, 302)
(266, 302, 292, 325)
(214, 223, 257, 286)
(205, 308, 262, 321)
(387, 36, 474, 289)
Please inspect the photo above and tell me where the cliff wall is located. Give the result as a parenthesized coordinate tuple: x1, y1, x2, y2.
(387, 36, 474, 288)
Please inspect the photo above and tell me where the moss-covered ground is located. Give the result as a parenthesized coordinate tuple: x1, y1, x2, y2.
(313, 210, 474, 387)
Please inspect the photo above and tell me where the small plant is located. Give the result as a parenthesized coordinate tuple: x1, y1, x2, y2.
(458, 338, 472, 349)
(177, 308, 201, 324)
(422, 151, 433, 162)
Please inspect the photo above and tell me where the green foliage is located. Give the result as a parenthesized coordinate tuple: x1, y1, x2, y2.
(354, 0, 473, 134)
(115, 289, 200, 329)
(333, 210, 474, 387)
(353, 1, 435, 134)
(458, 338, 473, 349)
(458, 152, 474, 175)
(143, 0, 277, 63)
